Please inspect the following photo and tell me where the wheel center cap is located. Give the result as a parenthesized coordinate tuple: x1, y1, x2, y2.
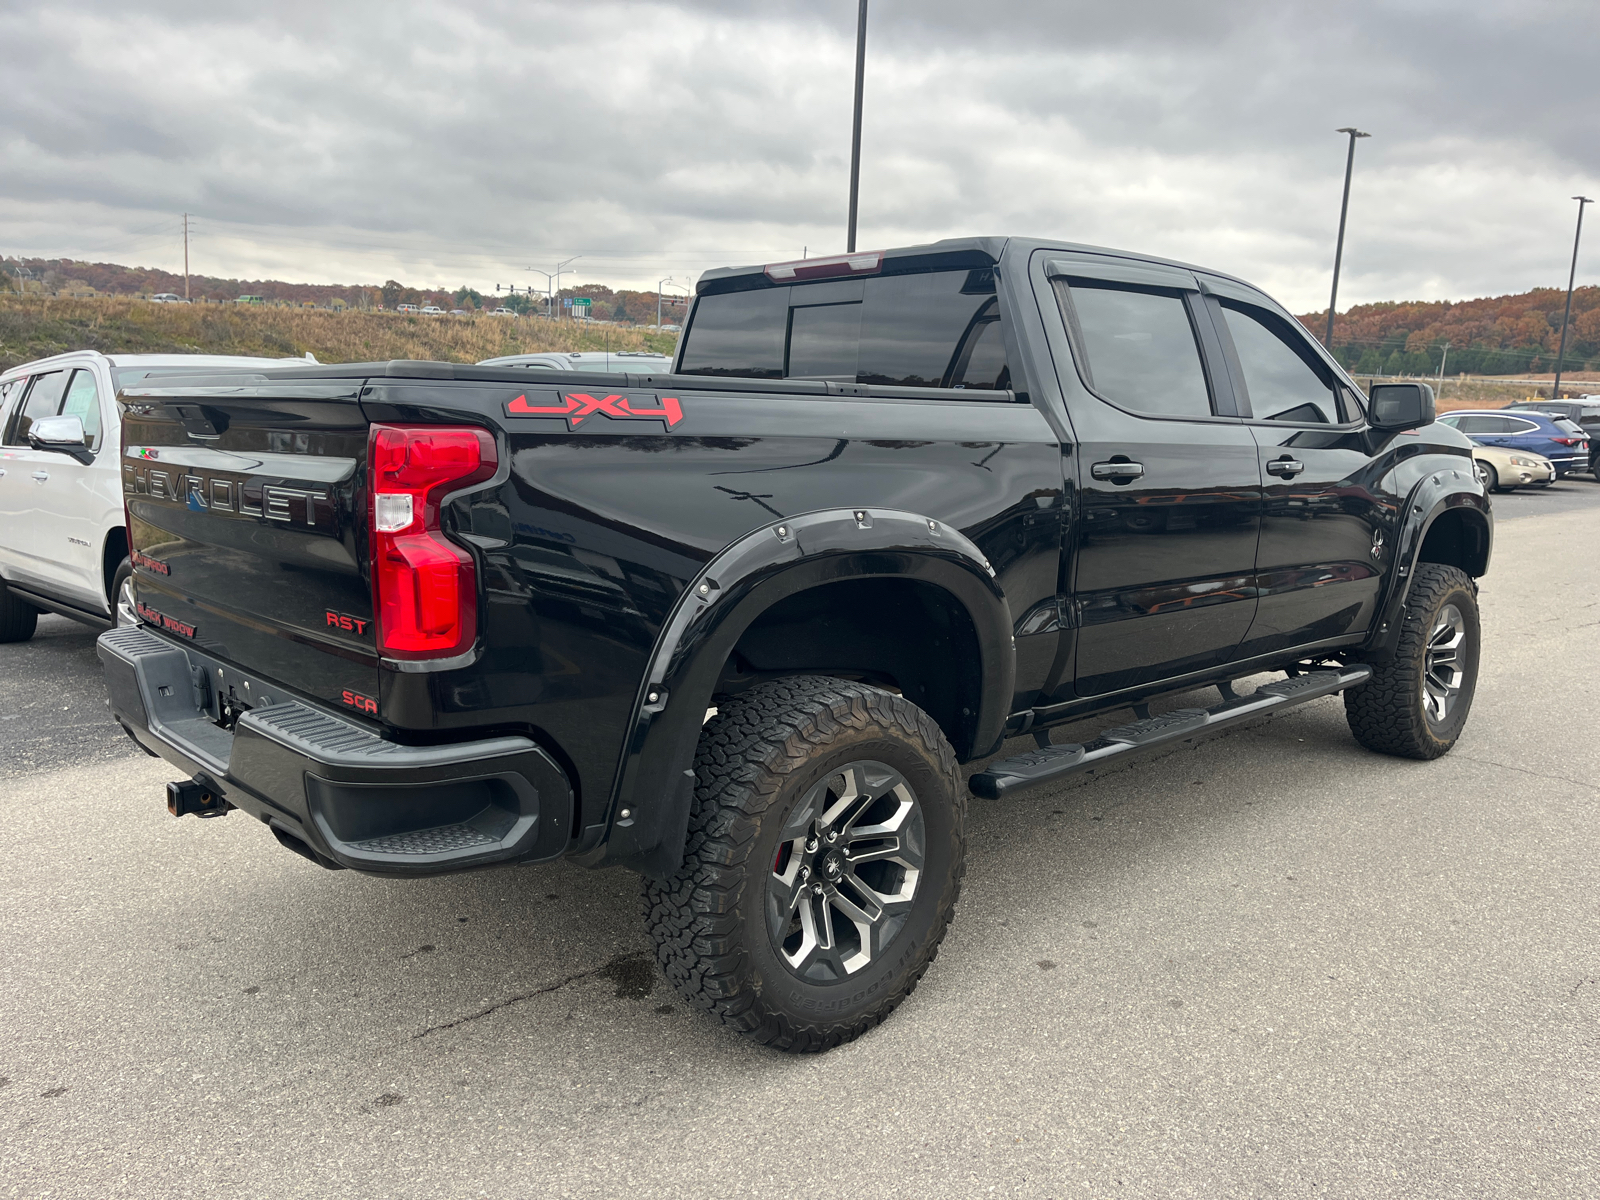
(823, 854, 842, 880)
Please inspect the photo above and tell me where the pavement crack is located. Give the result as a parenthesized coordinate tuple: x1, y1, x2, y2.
(413, 952, 653, 1038)
(1449, 753, 1600, 796)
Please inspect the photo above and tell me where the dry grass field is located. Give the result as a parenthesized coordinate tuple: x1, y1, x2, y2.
(1363, 376, 1600, 412)
(0, 295, 677, 373)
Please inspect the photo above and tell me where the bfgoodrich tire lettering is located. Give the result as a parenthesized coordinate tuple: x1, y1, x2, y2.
(644, 676, 965, 1052)
(1345, 563, 1480, 759)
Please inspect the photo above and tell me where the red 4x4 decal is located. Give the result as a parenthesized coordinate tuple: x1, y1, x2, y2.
(505, 392, 683, 430)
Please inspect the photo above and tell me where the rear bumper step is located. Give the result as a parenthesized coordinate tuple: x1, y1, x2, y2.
(98, 625, 572, 874)
(970, 666, 1372, 800)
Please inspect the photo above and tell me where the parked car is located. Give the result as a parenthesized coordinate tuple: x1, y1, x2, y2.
(101, 236, 1490, 1052)
(477, 350, 674, 373)
(149, 293, 187, 304)
(1547, 417, 1598, 476)
(396, 304, 420, 314)
(1506, 398, 1600, 437)
(1514, 405, 1600, 476)
(489, 308, 519, 318)
(1468, 443, 1554, 492)
(420, 306, 446, 316)
(0, 351, 317, 641)
(1435, 409, 1589, 478)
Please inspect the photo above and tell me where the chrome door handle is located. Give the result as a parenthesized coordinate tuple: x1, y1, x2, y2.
(32, 470, 49, 482)
(1265, 458, 1304, 478)
(1090, 460, 1144, 481)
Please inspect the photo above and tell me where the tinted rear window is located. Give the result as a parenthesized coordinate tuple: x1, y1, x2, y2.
(677, 287, 789, 378)
(678, 269, 1007, 389)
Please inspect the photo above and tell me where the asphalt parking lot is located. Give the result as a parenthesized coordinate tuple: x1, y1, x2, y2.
(3, 482, 1598, 1199)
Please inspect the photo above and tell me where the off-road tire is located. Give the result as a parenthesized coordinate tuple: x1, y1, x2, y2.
(1345, 563, 1479, 759)
(0, 585, 39, 643)
(644, 676, 965, 1052)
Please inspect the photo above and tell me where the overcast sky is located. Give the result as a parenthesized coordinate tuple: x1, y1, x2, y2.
(3, 0, 1597, 311)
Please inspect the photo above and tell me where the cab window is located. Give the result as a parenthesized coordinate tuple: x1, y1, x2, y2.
(1218, 301, 1350, 424)
(59, 369, 103, 449)
(1054, 279, 1214, 418)
(679, 268, 1011, 391)
(5, 371, 69, 445)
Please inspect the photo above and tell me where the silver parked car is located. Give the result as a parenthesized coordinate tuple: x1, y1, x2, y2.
(478, 351, 674, 373)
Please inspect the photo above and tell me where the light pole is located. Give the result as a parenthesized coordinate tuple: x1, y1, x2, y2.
(846, 0, 868, 253)
(1325, 127, 1371, 351)
(528, 256, 581, 321)
(657, 276, 677, 329)
(1552, 195, 1593, 400)
(657, 279, 689, 329)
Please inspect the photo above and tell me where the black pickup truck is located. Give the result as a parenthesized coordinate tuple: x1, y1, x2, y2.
(99, 237, 1491, 1051)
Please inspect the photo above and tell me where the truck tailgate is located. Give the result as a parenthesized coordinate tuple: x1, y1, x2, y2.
(120, 379, 379, 717)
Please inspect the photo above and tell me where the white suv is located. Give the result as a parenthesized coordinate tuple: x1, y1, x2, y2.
(0, 351, 312, 641)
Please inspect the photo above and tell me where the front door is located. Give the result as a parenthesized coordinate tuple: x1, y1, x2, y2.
(1201, 288, 1390, 655)
(26, 367, 114, 609)
(1044, 259, 1263, 696)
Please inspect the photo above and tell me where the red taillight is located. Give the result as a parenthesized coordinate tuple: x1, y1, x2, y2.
(368, 424, 496, 659)
(1552, 437, 1580, 446)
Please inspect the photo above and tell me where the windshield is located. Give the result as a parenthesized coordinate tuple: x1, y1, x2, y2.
(1554, 418, 1585, 435)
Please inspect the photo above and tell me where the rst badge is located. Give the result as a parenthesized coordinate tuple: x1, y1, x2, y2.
(504, 391, 683, 430)
(325, 610, 370, 637)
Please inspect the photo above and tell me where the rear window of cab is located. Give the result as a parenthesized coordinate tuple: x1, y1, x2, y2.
(678, 268, 1010, 391)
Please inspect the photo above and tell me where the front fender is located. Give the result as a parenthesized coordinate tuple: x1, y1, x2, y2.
(575, 507, 1015, 877)
(1363, 465, 1491, 660)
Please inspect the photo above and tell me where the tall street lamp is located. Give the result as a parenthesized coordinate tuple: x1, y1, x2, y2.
(1552, 195, 1593, 400)
(657, 276, 679, 329)
(1325, 127, 1371, 351)
(846, 0, 868, 253)
(528, 256, 581, 320)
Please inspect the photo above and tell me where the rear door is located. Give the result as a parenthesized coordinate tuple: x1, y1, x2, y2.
(1042, 256, 1264, 696)
(1497, 415, 1573, 468)
(1201, 279, 1390, 655)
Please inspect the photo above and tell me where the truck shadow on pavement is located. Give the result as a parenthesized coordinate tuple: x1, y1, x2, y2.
(177, 678, 1403, 1071)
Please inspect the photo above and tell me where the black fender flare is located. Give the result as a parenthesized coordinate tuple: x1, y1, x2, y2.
(576, 507, 1015, 877)
(1363, 465, 1491, 661)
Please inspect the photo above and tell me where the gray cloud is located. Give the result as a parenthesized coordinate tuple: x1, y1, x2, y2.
(1, 0, 1596, 310)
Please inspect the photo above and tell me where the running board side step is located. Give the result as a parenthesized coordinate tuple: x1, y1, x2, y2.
(969, 666, 1372, 800)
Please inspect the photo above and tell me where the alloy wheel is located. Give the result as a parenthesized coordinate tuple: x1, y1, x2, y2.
(116, 576, 139, 627)
(766, 760, 926, 983)
(1423, 603, 1467, 724)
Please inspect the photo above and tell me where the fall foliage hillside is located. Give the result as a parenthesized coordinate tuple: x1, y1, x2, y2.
(1298, 287, 1600, 377)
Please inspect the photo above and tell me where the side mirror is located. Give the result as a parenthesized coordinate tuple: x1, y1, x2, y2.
(1367, 381, 1435, 432)
(28, 414, 93, 463)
